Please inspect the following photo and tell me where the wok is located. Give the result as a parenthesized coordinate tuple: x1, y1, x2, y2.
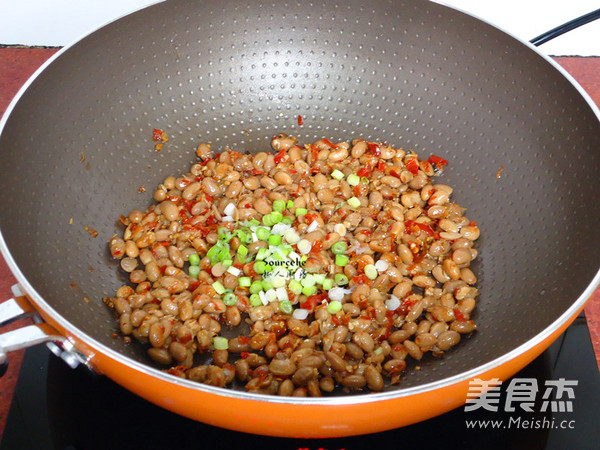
(1, 0, 599, 438)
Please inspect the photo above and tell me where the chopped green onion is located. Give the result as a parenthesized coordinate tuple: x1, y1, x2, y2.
(286, 200, 294, 209)
(250, 219, 261, 226)
(284, 229, 300, 244)
(222, 259, 233, 268)
(327, 300, 343, 314)
(282, 244, 293, 256)
(314, 274, 326, 285)
(249, 294, 262, 307)
(188, 266, 201, 278)
(218, 227, 229, 237)
(227, 266, 241, 276)
(288, 279, 303, 295)
(188, 253, 200, 266)
(254, 260, 267, 274)
(262, 280, 274, 291)
(374, 347, 384, 355)
(347, 197, 361, 209)
(331, 241, 347, 255)
(218, 248, 230, 262)
(238, 277, 252, 287)
(268, 234, 282, 246)
(213, 336, 229, 350)
(335, 254, 349, 267)
(331, 169, 344, 180)
(335, 274, 349, 285)
(223, 292, 237, 306)
(236, 230, 248, 244)
(295, 207, 308, 217)
(212, 281, 226, 295)
(256, 248, 270, 260)
(237, 244, 248, 257)
(323, 278, 334, 290)
(276, 287, 289, 301)
(297, 239, 311, 255)
(272, 276, 287, 289)
(265, 289, 278, 303)
(262, 214, 274, 227)
(273, 200, 286, 212)
(301, 274, 316, 287)
(238, 253, 252, 264)
(250, 281, 263, 294)
(256, 227, 270, 241)
(361, 176, 369, 185)
(281, 216, 293, 225)
(206, 245, 221, 262)
(279, 300, 293, 314)
(364, 264, 378, 280)
(302, 285, 317, 296)
(270, 211, 283, 224)
(347, 174, 360, 186)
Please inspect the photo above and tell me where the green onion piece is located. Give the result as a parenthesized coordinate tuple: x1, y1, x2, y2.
(254, 260, 267, 274)
(331, 169, 344, 180)
(272, 276, 287, 289)
(286, 200, 294, 209)
(213, 336, 229, 350)
(302, 285, 317, 296)
(281, 216, 293, 225)
(250, 281, 263, 295)
(331, 241, 347, 255)
(188, 253, 200, 266)
(335, 274, 349, 285)
(222, 259, 233, 268)
(297, 239, 311, 255)
(295, 207, 308, 217)
(238, 253, 252, 264)
(374, 347, 383, 355)
(238, 277, 252, 287)
(301, 274, 316, 287)
(218, 248, 230, 262)
(270, 211, 283, 224)
(256, 248, 270, 261)
(284, 229, 300, 244)
(288, 279, 303, 295)
(279, 301, 293, 314)
(323, 278, 334, 290)
(347, 197, 361, 209)
(188, 266, 201, 278)
(250, 219, 261, 226)
(327, 300, 343, 314)
(249, 294, 262, 307)
(237, 244, 248, 257)
(223, 292, 237, 306)
(262, 214, 274, 227)
(237, 230, 248, 244)
(268, 234, 282, 246)
(273, 200, 285, 212)
(212, 281, 226, 295)
(347, 174, 360, 186)
(282, 244, 293, 256)
(206, 245, 220, 262)
(262, 280, 274, 291)
(335, 254, 349, 267)
(314, 274, 326, 285)
(361, 176, 369, 185)
(256, 227, 270, 241)
(364, 264, 378, 280)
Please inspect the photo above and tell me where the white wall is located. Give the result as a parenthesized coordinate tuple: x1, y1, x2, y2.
(0, 0, 599, 56)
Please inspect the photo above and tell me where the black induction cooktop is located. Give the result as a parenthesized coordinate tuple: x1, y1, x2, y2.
(2, 314, 599, 450)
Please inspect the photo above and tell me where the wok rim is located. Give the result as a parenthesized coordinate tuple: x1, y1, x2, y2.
(1, 0, 600, 407)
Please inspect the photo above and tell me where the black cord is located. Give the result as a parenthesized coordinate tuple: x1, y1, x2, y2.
(530, 7, 600, 46)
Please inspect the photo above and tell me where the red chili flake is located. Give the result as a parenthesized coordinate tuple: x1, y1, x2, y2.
(359, 229, 371, 236)
(152, 128, 164, 142)
(189, 281, 201, 292)
(389, 169, 402, 179)
(357, 167, 371, 177)
(250, 169, 264, 176)
(454, 308, 466, 322)
(405, 220, 436, 237)
(310, 241, 323, 255)
(310, 144, 319, 161)
(428, 154, 448, 168)
(470, 220, 477, 226)
(376, 160, 386, 172)
(205, 215, 217, 226)
(237, 295, 249, 308)
(274, 148, 286, 164)
(205, 194, 214, 203)
(298, 115, 304, 126)
(321, 138, 338, 149)
(289, 169, 297, 174)
(496, 166, 504, 179)
(310, 167, 321, 174)
(304, 213, 319, 224)
(406, 157, 419, 175)
(84, 226, 98, 238)
(69, 283, 78, 289)
(368, 142, 381, 156)
(301, 293, 328, 310)
(352, 274, 372, 286)
(399, 297, 418, 316)
(238, 336, 250, 344)
(240, 352, 250, 359)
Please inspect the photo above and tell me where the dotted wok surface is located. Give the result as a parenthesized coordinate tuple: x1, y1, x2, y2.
(0, 0, 599, 392)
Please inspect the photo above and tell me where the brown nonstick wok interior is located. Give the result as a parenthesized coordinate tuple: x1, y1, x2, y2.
(0, 0, 599, 393)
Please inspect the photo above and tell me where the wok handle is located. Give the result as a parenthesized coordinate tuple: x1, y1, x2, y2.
(0, 294, 91, 377)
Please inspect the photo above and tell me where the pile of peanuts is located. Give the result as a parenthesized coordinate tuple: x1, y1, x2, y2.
(106, 134, 479, 396)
